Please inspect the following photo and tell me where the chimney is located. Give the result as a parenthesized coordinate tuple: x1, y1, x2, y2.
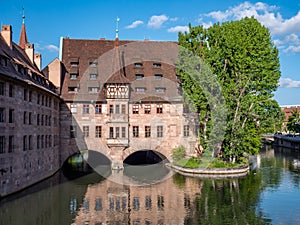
(25, 43, 34, 64)
(34, 53, 42, 70)
(1, 25, 12, 49)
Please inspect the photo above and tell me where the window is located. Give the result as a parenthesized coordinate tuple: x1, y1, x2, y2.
(135, 87, 146, 93)
(0, 108, 4, 122)
(83, 104, 89, 114)
(95, 126, 102, 138)
(41, 115, 44, 126)
(28, 135, 33, 150)
(155, 74, 163, 80)
(115, 105, 120, 114)
(23, 135, 27, 151)
(0, 82, 4, 95)
(89, 74, 97, 79)
(183, 125, 190, 137)
(109, 104, 114, 114)
(70, 74, 78, 79)
(41, 96, 44, 105)
(133, 105, 139, 114)
(133, 197, 140, 211)
(89, 61, 97, 67)
(68, 87, 78, 92)
(145, 196, 152, 210)
(41, 135, 44, 148)
(83, 126, 89, 137)
(95, 198, 102, 211)
(88, 87, 99, 93)
(157, 126, 163, 138)
(70, 103, 77, 113)
(0, 136, 4, 154)
(122, 127, 126, 138)
(157, 195, 164, 210)
(134, 63, 143, 68)
(144, 105, 151, 114)
(37, 114, 40, 125)
(23, 111, 27, 124)
(109, 127, 114, 139)
(133, 126, 139, 137)
(95, 104, 102, 114)
(28, 112, 32, 125)
(153, 63, 161, 68)
(121, 104, 126, 114)
(156, 104, 163, 114)
(24, 89, 27, 101)
(116, 127, 120, 138)
(70, 125, 77, 138)
(37, 94, 40, 104)
(37, 135, 40, 149)
(9, 84, 13, 97)
(8, 136, 13, 153)
(155, 87, 166, 93)
(29, 90, 32, 102)
(145, 126, 151, 138)
(70, 61, 79, 66)
(136, 74, 144, 80)
(9, 109, 14, 123)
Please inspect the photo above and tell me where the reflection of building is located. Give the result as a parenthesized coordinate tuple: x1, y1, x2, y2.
(0, 22, 60, 196)
(54, 34, 199, 168)
(73, 175, 199, 225)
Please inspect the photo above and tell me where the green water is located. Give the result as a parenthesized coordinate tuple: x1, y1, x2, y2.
(1, 146, 300, 225)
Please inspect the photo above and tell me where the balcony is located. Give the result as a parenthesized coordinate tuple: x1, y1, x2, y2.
(107, 138, 129, 147)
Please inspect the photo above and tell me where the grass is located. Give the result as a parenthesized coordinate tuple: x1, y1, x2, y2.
(174, 153, 249, 169)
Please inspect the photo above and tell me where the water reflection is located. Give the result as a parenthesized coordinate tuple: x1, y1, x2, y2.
(1, 146, 300, 225)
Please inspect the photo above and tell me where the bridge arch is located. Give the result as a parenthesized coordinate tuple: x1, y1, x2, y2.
(123, 149, 170, 165)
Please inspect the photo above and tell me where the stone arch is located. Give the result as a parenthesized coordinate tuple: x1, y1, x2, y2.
(123, 148, 170, 164)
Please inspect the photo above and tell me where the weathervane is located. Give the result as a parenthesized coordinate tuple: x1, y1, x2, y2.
(116, 17, 120, 39)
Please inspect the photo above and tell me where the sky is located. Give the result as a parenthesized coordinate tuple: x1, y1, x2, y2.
(1, 0, 300, 106)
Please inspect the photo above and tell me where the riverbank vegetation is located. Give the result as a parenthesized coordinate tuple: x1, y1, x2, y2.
(176, 17, 284, 167)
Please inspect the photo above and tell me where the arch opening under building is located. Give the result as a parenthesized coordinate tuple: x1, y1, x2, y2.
(123, 150, 168, 165)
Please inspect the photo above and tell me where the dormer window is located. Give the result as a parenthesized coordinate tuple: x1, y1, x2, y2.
(70, 61, 79, 66)
(136, 74, 144, 80)
(155, 87, 166, 93)
(153, 63, 161, 68)
(0, 56, 8, 66)
(155, 74, 163, 80)
(89, 74, 97, 80)
(134, 63, 143, 68)
(89, 61, 98, 67)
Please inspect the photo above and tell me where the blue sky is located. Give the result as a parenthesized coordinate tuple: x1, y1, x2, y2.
(1, 0, 300, 106)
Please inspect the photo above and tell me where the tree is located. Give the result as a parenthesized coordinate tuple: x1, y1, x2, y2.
(287, 110, 300, 133)
(177, 17, 282, 163)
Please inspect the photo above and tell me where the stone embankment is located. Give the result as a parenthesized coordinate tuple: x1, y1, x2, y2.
(166, 163, 249, 178)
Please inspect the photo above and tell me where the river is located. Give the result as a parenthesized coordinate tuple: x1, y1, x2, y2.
(1, 146, 300, 225)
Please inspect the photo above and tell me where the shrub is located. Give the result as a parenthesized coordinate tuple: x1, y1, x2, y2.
(172, 145, 186, 162)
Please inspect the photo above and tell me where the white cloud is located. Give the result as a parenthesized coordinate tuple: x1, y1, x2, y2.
(284, 45, 300, 53)
(45, 44, 59, 52)
(148, 15, 168, 29)
(202, 1, 300, 36)
(126, 20, 143, 29)
(279, 78, 300, 88)
(170, 17, 178, 22)
(167, 26, 189, 33)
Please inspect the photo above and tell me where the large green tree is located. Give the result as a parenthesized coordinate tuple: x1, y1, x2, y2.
(177, 17, 282, 162)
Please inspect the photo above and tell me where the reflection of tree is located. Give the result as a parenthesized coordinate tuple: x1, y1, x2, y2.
(182, 176, 269, 225)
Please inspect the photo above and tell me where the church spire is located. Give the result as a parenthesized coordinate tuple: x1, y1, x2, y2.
(19, 7, 28, 49)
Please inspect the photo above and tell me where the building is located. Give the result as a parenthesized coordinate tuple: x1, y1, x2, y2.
(54, 35, 199, 170)
(281, 105, 300, 122)
(0, 22, 60, 197)
(0, 20, 199, 196)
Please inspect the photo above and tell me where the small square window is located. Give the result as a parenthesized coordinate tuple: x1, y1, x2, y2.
(95, 126, 102, 138)
(83, 104, 90, 114)
(95, 104, 102, 114)
(136, 87, 146, 93)
(70, 61, 79, 66)
(133, 126, 139, 138)
(133, 105, 139, 114)
(155, 87, 166, 93)
(156, 104, 163, 114)
(145, 126, 151, 138)
(89, 61, 98, 67)
(88, 87, 99, 93)
(83, 126, 89, 137)
(70, 104, 77, 113)
(184, 125, 190, 137)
